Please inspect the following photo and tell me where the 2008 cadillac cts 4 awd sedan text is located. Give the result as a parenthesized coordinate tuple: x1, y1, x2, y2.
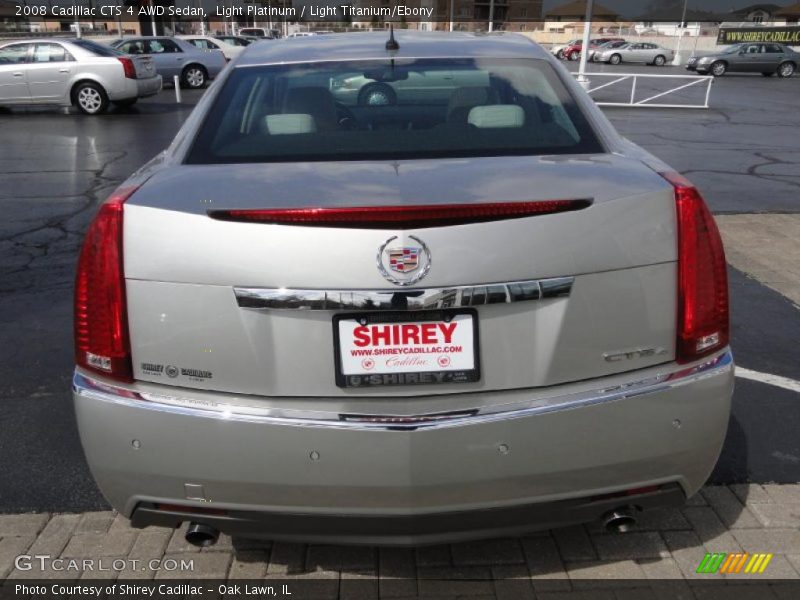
(73, 32, 733, 546)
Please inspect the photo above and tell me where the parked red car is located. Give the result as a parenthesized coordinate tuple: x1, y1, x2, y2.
(562, 37, 626, 61)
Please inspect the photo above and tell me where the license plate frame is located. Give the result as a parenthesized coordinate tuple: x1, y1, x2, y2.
(333, 309, 480, 388)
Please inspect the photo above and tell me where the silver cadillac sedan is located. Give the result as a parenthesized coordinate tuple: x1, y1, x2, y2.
(0, 38, 161, 114)
(73, 32, 733, 546)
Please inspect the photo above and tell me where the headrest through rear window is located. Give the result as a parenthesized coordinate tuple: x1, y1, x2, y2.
(468, 105, 525, 129)
(264, 114, 316, 135)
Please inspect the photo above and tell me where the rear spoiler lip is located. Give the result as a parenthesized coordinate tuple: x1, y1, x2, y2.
(206, 199, 593, 229)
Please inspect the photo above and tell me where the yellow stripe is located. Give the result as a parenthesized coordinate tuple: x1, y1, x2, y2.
(719, 553, 737, 573)
(758, 554, 773, 573)
(734, 553, 749, 573)
(746, 554, 764, 573)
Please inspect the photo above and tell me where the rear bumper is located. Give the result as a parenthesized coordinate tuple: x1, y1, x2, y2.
(132, 485, 687, 546)
(111, 76, 162, 101)
(135, 75, 162, 98)
(73, 351, 733, 544)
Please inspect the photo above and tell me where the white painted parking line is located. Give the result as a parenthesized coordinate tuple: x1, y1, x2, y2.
(736, 367, 800, 393)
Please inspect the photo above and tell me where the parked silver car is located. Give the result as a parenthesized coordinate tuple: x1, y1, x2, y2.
(73, 32, 733, 546)
(593, 42, 675, 66)
(109, 37, 226, 89)
(178, 35, 243, 62)
(687, 43, 798, 77)
(0, 38, 161, 114)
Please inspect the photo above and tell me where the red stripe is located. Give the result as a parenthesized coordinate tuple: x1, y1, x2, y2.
(208, 200, 591, 229)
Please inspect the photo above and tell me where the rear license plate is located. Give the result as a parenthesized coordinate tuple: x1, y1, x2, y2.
(333, 310, 480, 388)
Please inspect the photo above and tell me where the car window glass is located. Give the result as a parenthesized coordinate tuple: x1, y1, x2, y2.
(187, 58, 604, 165)
(765, 44, 782, 53)
(121, 41, 146, 55)
(0, 44, 30, 64)
(73, 39, 124, 57)
(33, 43, 72, 63)
(148, 40, 166, 53)
(164, 39, 182, 52)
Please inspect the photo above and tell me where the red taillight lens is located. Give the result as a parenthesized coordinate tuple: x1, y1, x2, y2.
(118, 57, 136, 79)
(74, 186, 138, 382)
(661, 171, 729, 364)
(208, 200, 591, 229)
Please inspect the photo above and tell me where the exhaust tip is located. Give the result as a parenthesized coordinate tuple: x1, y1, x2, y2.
(185, 522, 220, 547)
(603, 508, 637, 533)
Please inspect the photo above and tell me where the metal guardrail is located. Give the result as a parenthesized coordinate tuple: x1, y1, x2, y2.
(575, 72, 714, 109)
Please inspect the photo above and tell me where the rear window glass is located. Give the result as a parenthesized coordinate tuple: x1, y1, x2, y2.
(186, 58, 603, 164)
(72, 39, 124, 57)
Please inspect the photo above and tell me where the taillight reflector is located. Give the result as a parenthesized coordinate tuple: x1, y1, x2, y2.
(661, 171, 729, 364)
(118, 57, 136, 79)
(208, 200, 591, 229)
(74, 186, 138, 382)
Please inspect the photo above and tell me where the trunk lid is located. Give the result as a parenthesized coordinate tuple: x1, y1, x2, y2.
(123, 154, 677, 397)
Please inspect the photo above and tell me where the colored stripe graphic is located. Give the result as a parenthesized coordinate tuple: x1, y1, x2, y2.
(699, 552, 773, 574)
(745, 553, 774, 573)
(697, 553, 726, 573)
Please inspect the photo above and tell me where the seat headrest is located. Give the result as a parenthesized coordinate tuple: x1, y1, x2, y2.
(467, 105, 525, 129)
(264, 114, 317, 135)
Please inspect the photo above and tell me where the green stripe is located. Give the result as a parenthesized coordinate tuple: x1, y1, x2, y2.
(697, 553, 726, 573)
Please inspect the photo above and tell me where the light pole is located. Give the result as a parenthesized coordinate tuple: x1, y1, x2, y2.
(488, 0, 494, 32)
(576, 0, 594, 88)
(449, 0, 454, 32)
(672, 0, 689, 66)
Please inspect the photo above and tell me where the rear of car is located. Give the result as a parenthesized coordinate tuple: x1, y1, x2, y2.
(110, 38, 226, 89)
(68, 40, 161, 104)
(73, 33, 733, 545)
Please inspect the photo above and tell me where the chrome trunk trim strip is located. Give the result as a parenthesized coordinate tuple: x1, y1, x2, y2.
(233, 277, 574, 311)
(73, 351, 732, 432)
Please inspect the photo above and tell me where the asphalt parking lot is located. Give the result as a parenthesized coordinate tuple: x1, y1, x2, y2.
(0, 66, 798, 515)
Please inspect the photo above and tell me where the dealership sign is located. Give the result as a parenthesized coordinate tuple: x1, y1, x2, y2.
(718, 27, 800, 45)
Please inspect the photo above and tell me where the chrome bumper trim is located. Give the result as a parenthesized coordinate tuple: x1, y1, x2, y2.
(234, 277, 574, 311)
(73, 350, 732, 431)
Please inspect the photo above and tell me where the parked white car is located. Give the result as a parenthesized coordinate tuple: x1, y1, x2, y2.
(178, 35, 243, 62)
(0, 38, 161, 114)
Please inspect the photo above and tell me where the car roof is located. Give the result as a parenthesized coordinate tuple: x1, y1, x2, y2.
(1, 38, 80, 45)
(236, 31, 544, 67)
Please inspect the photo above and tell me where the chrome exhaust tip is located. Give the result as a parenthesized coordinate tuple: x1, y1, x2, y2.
(603, 508, 637, 533)
(185, 522, 220, 547)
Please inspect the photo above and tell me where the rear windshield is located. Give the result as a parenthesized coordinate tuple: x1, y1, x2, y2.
(71, 39, 124, 57)
(186, 58, 604, 164)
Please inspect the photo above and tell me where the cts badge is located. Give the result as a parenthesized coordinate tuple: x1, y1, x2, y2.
(377, 235, 431, 286)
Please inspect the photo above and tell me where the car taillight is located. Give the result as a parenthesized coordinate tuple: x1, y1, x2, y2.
(118, 57, 136, 79)
(74, 186, 138, 382)
(661, 171, 729, 364)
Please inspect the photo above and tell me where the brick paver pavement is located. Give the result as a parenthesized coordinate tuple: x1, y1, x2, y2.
(1, 484, 798, 592)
